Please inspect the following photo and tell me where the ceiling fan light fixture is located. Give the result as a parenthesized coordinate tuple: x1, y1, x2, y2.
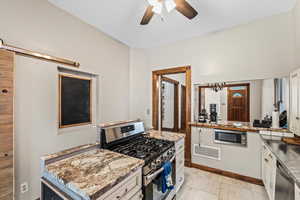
(152, 2, 163, 14)
(165, 0, 176, 12)
(147, 0, 158, 6)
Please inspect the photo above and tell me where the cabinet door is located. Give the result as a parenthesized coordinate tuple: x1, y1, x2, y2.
(290, 70, 299, 132)
(269, 153, 276, 200)
(261, 144, 267, 185)
(296, 183, 300, 200)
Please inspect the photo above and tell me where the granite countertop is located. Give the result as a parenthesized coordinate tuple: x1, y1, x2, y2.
(43, 147, 144, 200)
(260, 135, 300, 186)
(146, 130, 185, 142)
(98, 119, 139, 128)
(189, 122, 291, 133)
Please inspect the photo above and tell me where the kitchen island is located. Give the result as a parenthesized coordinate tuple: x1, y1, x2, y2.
(41, 143, 144, 200)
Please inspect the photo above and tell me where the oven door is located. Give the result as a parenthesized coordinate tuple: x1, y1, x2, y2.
(143, 159, 176, 200)
(214, 129, 247, 146)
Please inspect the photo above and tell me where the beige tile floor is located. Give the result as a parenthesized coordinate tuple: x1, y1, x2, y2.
(177, 167, 269, 200)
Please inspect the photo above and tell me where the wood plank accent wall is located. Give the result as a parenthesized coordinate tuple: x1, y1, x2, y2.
(0, 50, 14, 200)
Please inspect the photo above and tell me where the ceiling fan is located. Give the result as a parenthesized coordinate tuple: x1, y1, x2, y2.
(140, 0, 198, 25)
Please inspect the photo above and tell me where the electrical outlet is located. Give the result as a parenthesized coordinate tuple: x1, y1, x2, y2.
(20, 182, 29, 194)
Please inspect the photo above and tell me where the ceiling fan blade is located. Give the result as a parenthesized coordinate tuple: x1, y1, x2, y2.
(140, 6, 154, 25)
(175, 0, 198, 19)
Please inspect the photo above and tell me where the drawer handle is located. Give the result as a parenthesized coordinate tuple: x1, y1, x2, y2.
(116, 188, 128, 199)
(139, 194, 143, 199)
(2, 89, 8, 94)
(269, 154, 273, 159)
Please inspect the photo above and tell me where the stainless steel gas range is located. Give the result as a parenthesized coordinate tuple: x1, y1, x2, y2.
(98, 121, 176, 200)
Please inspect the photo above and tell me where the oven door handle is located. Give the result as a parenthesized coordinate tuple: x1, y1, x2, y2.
(145, 156, 176, 182)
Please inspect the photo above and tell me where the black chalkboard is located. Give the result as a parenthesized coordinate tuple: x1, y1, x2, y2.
(59, 75, 92, 128)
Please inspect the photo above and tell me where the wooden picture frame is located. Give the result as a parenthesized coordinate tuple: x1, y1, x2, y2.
(58, 74, 92, 128)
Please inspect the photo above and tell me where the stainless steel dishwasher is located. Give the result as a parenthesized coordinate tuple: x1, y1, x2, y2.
(275, 161, 294, 200)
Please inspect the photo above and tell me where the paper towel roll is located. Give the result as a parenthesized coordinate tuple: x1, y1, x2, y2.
(272, 111, 279, 129)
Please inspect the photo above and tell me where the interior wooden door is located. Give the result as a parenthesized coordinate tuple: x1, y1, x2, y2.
(0, 49, 14, 200)
(160, 77, 179, 132)
(227, 85, 249, 122)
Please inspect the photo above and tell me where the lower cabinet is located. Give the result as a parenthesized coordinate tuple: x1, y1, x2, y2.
(262, 143, 276, 200)
(129, 191, 143, 200)
(98, 169, 142, 200)
(175, 137, 185, 192)
(296, 183, 300, 200)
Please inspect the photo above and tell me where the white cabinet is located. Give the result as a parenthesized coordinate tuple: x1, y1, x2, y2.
(175, 137, 185, 192)
(262, 143, 276, 200)
(296, 183, 300, 200)
(97, 169, 142, 200)
(290, 69, 300, 135)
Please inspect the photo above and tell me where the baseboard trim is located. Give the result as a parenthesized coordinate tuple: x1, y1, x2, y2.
(191, 163, 264, 186)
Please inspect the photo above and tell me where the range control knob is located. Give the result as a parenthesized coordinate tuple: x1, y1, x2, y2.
(167, 150, 173, 156)
(150, 162, 157, 170)
(154, 159, 161, 167)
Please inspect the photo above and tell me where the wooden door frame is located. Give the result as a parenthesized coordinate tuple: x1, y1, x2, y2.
(180, 85, 186, 133)
(152, 66, 192, 166)
(161, 76, 179, 132)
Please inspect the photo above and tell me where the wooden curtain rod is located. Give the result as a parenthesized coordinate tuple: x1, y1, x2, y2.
(0, 39, 80, 68)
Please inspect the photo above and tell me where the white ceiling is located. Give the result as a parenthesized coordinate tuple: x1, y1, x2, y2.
(48, 0, 296, 48)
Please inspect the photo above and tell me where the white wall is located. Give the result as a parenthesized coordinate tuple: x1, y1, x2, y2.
(293, 0, 300, 67)
(130, 12, 295, 127)
(0, 0, 130, 199)
(129, 49, 151, 128)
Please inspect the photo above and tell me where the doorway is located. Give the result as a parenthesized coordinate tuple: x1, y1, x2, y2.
(152, 66, 191, 166)
(160, 76, 179, 132)
(227, 84, 250, 122)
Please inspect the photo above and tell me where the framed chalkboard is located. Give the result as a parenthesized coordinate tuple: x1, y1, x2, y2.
(59, 74, 92, 128)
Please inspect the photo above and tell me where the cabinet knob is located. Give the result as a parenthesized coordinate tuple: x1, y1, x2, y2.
(296, 117, 300, 120)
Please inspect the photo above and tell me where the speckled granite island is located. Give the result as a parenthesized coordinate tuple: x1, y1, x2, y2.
(41, 143, 144, 200)
(146, 130, 185, 142)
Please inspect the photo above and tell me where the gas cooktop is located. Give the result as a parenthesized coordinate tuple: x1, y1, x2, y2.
(109, 136, 174, 164)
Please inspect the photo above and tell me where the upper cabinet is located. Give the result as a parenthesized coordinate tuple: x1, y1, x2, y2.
(290, 69, 300, 135)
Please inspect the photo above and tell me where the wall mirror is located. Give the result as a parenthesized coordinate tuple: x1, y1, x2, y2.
(193, 76, 289, 129)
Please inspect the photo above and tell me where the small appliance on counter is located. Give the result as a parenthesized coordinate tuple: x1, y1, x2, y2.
(198, 108, 208, 123)
(272, 111, 280, 129)
(209, 104, 218, 123)
(253, 115, 272, 128)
